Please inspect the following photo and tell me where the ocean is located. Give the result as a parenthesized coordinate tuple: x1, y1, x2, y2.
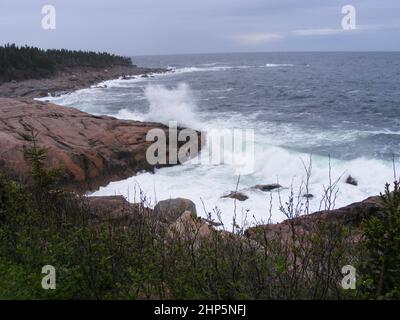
(42, 52, 400, 225)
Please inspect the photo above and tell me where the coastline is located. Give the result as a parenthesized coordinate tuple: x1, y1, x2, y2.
(0, 64, 167, 99)
(0, 65, 203, 192)
(0, 62, 384, 231)
(1, 53, 395, 300)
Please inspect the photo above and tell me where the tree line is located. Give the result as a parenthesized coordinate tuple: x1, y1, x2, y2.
(0, 43, 132, 84)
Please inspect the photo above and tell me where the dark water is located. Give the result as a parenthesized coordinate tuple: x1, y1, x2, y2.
(132, 52, 400, 161)
(45, 52, 400, 222)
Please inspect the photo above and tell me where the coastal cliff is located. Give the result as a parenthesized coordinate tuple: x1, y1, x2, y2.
(0, 97, 200, 191)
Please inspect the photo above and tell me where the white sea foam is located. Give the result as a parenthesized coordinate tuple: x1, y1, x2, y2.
(364, 129, 400, 136)
(170, 65, 251, 74)
(172, 66, 231, 73)
(36, 66, 396, 226)
(91, 83, 396, 226)
(143, 83, 201, 129)
(92, 140, 395, 226)
(208, 88, 234, 93)
(264, 63, 295, 67)
(114, 109, 145, 121)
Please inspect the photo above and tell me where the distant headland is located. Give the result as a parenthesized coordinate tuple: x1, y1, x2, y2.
(0, 44, 166, 98)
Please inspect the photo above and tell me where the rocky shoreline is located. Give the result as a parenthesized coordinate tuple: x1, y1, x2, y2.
(0, 64, 383, 236)
(87, 193, 385, 245)
(0, 64, 203, 192)
(0, 98, 202, 191)
(0, 64, 167, 99)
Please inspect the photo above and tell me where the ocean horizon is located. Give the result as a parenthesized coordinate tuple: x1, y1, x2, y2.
(41, 51, 400, 225)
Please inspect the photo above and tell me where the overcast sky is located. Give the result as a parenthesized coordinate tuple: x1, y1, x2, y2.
(1, 0, 399, 55)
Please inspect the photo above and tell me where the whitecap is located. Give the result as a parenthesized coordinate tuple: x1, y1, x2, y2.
(264, 63, 295, 67)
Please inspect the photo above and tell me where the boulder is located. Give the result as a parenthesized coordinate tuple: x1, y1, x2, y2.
(346, 175, 358, 186)
(154, 198, 197, 223)
(88, 196, 133, 219)
(0, 98, 202, 191)
(87, 195, 154, 227)
(245, 195, 384, 243)
(253, 184, 282, 192)
(168, 210, 214, 242)
(221, 191, 248, 201)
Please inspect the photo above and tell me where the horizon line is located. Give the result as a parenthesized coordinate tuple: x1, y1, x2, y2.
(130, 50, 400, 57)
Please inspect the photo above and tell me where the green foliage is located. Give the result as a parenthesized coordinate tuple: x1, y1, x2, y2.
(359, 181, 400, 299)
(0, 168, 358, 300)
(0, 136, 397, 300)
(24, 129, 62, 191)
(0, 43, 132, 84)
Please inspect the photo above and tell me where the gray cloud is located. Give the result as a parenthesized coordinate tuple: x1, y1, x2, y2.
(0, 0, 399, 55)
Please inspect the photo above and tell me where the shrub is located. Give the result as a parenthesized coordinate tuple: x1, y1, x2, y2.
(359, 181, 400, 299)
(0, 138, 396, 299)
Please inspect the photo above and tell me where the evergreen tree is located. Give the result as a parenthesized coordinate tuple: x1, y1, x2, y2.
(0, 43, 132, 84)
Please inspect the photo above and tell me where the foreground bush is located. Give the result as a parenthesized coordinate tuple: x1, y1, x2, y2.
(0, 138, 398, 299)
(359, 181, 400, 299)
(0, 179, 357, 299)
